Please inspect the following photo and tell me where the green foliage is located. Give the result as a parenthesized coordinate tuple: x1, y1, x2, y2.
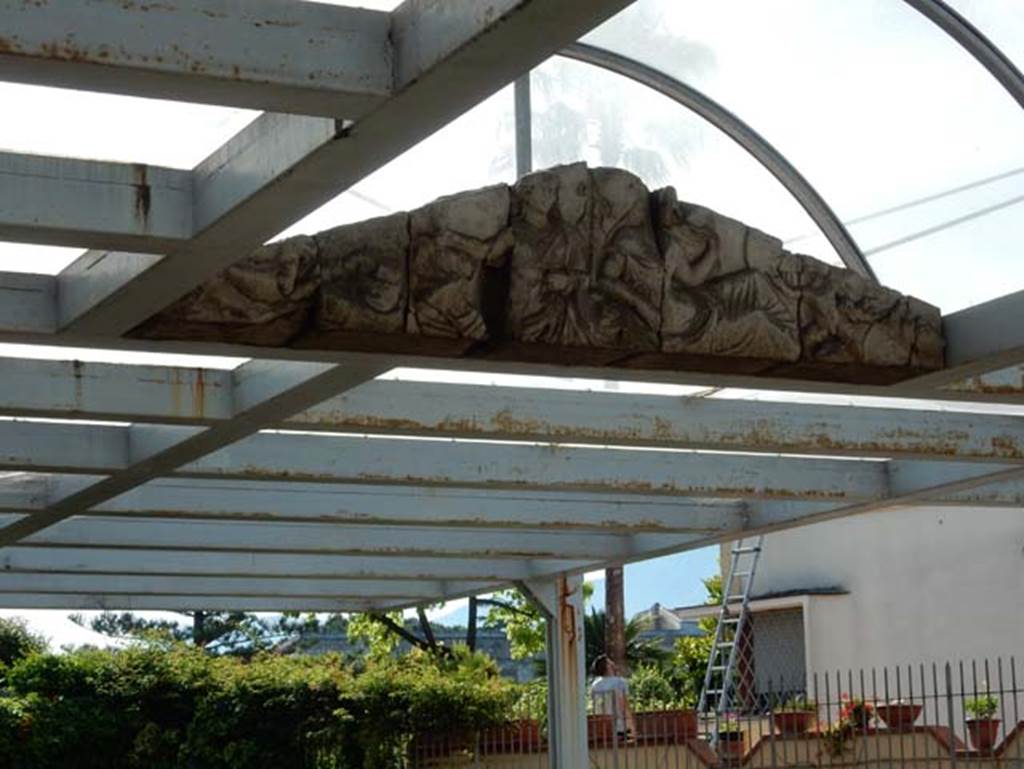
(774, 696, 817, 713)
(480, 589, 546, 661)
(74, 610, 327, 655)
(0, 643, 515, 769)
(582, 609, 669, 677)
(965, 694, 999, 720)
(481, 584, 594, 662)
(630, 664, 693, 711)
(346, 612, 403, 660)
(0, 617, 46, 668)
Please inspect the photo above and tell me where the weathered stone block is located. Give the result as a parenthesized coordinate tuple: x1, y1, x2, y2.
(131, 163, 943, 383)
(654, 187, 800, 362)
(798, 258, 943, 369)
(408, 184, 513, 344)
(132, 235, 319, 346)
(507, 163, 662, 352)
(315, 213, 408, 335)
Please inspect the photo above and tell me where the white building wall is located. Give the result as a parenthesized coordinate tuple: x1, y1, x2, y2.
(750, 506, 1024, 676)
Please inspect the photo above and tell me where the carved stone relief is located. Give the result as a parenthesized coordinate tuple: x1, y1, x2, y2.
(134, 163, 944, 383)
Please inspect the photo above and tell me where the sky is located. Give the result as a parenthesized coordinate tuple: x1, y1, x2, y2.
(0, 0, 1022, 645)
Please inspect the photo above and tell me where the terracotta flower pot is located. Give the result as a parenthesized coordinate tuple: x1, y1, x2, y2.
(587, 713, 616, 745)
(967, 718, 1001, 753)
(773, 710, 815, 735)
(875, 704, 922, 733)
(635, 709, 698, 740)
(716, 732, 746, 764)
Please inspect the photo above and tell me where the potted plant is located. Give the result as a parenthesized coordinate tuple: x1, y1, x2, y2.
(965, 694, 1001, 753)
(822, 695, 873, 757)
(715, 719, 746, 764)
(874, 699, 923, 732)
(841, 695, 874, 730)
(772, 696, 817, 735)
(634, 697, 699, 742)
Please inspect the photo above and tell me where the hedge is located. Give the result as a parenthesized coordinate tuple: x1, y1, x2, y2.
(0, 645, 515, 769)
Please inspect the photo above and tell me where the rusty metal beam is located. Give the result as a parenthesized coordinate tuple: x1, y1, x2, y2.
(0, 593, 413, 612)
(0, 0, 392, 116)
(2, 358, 1023, 462)
(6, 514, 698, 561)
(0, 546, 589, 582)
(15, 477, 749, 534)
(57, 0, 638, 337)
(0, 152, 192, 250)
(0, 419, 891, 500)
(521, 574, 589, 768)
(0, 359, 388, 547)
(913, 290, 1024, 386)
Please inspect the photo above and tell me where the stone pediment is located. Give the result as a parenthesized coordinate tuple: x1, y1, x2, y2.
(133, 163, 943, 383)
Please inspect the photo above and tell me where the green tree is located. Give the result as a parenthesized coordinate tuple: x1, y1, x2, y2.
(667, 575, 722, 703)
(0, 616, 46, 667)
(72, 610, 324, 655)
(583, 609, 669, 677)
(480, 583, 596, 662)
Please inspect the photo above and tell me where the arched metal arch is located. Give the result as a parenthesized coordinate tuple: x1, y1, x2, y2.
(904, 0, 1024, 111)
(558, 42, 877, 283)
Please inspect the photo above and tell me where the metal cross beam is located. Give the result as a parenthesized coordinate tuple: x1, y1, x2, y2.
(0, 420, 891, 499)
(0, 574, 496, 601)
(0, 0, 393, 116)
(910, 290, 1024, 386)
(0, 152, 192, 250)
(55, 0, 638, 336)
(0, 359, 388, 546)
(0, 594, 415, 612)
(0, 547, 591, 582)
(7, 515, 698, 561)
(3, 359, 1024, 462)
(5, 478, 749, 534)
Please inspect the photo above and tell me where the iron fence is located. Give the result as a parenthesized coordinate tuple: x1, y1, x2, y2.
(408, 657, 1024, 768)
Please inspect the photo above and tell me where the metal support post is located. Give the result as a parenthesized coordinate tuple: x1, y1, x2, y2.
(521, 573, 588, 769)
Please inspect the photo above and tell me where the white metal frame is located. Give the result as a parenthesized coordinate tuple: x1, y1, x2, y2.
(0, 2, 1022, 764)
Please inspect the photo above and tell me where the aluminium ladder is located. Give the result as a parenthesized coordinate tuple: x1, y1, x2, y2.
(697, 535, 764, 717)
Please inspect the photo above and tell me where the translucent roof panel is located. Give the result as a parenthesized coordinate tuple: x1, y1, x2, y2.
(276, 84, 517, 239)
(586, 0, 1024, 313)
(0, 82, 257, 167)
(0, 243, 83, 276)
(946, 0, 1024, 73)
(531, 56, 842, 266)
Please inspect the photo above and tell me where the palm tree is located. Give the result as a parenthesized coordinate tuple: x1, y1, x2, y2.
(584, 608, 670, 677)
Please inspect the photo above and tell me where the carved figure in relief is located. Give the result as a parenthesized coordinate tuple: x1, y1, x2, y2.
(654, 188, 800, 361)
(409, 185, 514, 340)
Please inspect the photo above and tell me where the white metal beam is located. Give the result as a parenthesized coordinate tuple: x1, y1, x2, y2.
(0, 547, 588, 581)
(0, 359, 387, 546)
(58, 0, 638, 336)
(2, 359, 1023, 462)
(16, 516, 696, 561)
(19, 478, 747, 534)
(0, 152, 192, 250)
(0, 420, 890, 500)
(0, 574, 496, 600)
(0, 0, 392, 116)
(2, 299, 1021, 404)
(910, 290, 1024, 386)
(0, 593, 411, 612)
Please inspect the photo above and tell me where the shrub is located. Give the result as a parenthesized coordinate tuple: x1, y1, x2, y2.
(0, 617, 46, 668)
(965, 694, 999, 720)
(0, 644, 515, 769)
